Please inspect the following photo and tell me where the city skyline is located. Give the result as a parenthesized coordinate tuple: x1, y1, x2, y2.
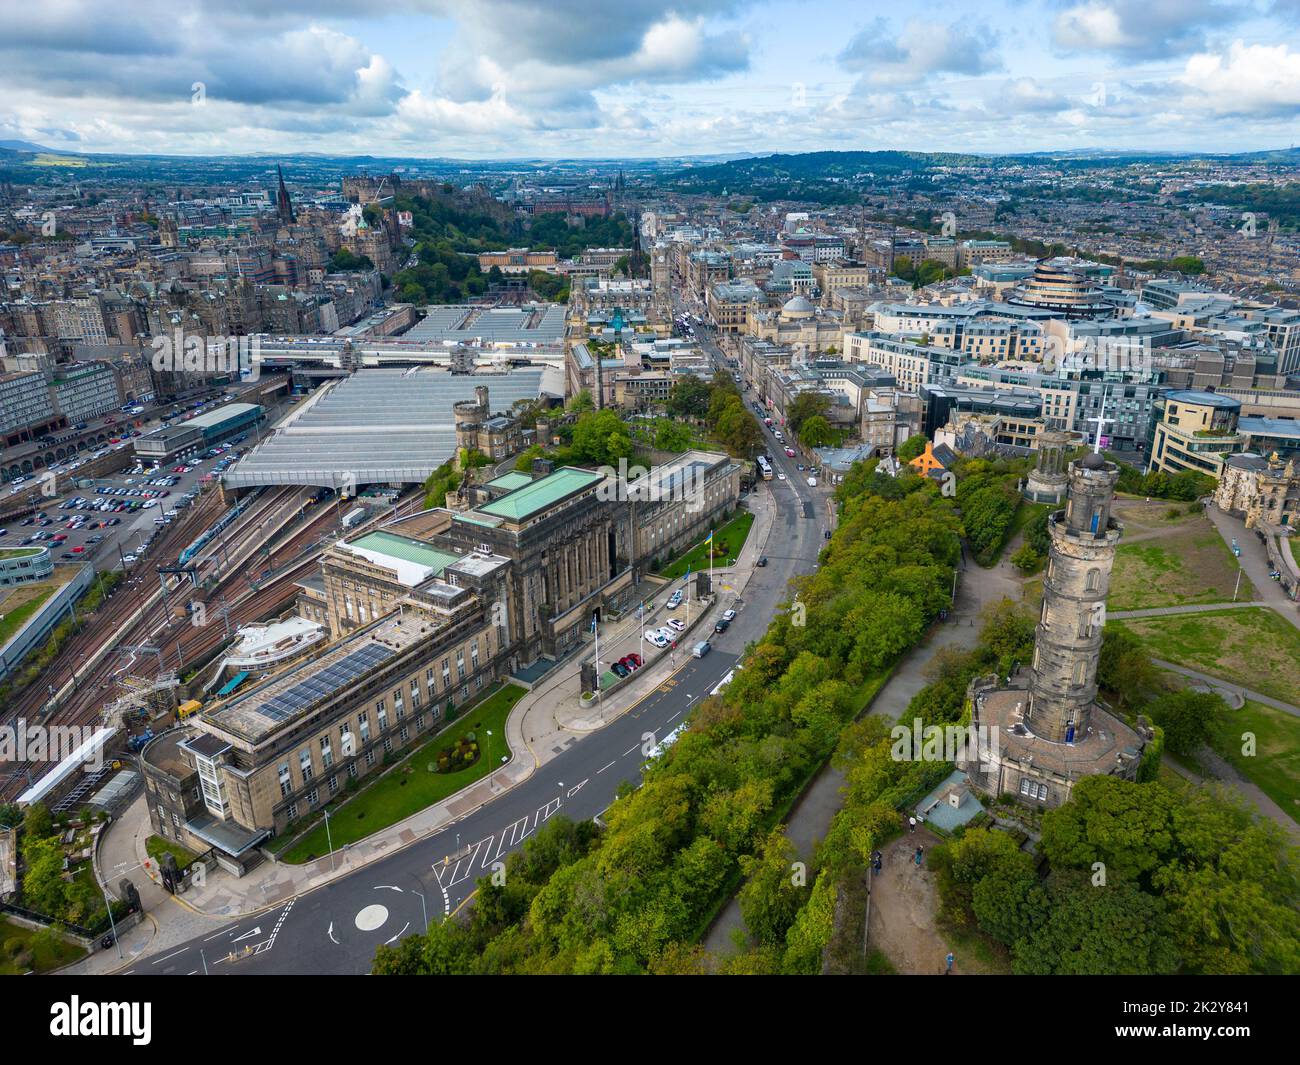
(2, 1, 1300, 159)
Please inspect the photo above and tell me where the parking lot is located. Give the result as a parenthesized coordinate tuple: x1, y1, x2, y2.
(0, 439, 249, 574)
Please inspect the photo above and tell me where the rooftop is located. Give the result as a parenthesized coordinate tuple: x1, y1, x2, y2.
(342, 530, 461, 585)
(477, 466, 606, 522)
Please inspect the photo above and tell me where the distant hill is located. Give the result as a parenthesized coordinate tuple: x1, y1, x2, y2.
(0, 140, 59, 153)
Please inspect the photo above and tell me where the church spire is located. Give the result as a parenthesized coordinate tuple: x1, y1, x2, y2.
(276, 164, 296, 224)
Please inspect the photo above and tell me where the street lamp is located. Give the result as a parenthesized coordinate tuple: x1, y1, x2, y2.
(322, 805, 336, 871)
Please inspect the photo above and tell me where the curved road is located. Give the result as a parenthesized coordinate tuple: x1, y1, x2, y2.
(125, 329, 826, 976)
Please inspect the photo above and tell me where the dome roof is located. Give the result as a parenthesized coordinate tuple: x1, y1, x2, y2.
(781, 295, 815, 318)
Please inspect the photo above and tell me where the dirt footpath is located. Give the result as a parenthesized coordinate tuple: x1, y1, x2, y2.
(866, 830, 987, 976)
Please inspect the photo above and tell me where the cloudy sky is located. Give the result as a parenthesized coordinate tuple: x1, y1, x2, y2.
(2, 0, 1299, 158)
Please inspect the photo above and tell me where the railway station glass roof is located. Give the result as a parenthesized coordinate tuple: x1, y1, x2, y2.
(221, 367, 545, 490)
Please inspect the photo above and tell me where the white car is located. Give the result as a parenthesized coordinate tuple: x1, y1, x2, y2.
(645, 630, 669, 648)
(777, 473, 787, 481)
(666, 618, 686, 632)
(721, 609, 737, 622)
(142, 499, 158, 508)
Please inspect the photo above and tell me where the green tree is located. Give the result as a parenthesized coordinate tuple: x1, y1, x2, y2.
(652, 419, 693, 452)
(786, 392, 831, 434)
(667, 374, 711, 419)
(896, 434, 928, 462)
(798, 415, 836, 448)
(1013, 873, 1180, 975)
(571, 409, 632, 466)
(1144, 688, 1227, 757)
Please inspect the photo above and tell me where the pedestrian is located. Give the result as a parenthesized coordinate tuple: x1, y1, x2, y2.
(914, 846, 924, 866)
(908, 815, 916, 833)
(945, 952, 954, 975)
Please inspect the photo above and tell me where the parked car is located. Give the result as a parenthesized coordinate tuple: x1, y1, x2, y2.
(644, 630, 669, 648)
(713, 618, 731, 634)
(756, 557, 768, 567)
(666, 618, 686, 632)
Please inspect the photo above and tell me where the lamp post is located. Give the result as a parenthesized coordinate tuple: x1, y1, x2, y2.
(101, 885, 123, 959)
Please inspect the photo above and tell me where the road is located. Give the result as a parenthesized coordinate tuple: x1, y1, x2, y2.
(129, 408, 826, 974)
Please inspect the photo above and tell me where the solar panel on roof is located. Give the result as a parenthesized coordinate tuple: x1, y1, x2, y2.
(252, 643, 396, 722)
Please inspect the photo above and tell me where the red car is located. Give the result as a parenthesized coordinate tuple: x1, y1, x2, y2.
(620, 653, 642, 671)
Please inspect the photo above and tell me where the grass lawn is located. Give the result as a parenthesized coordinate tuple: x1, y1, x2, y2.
(146, 834, 200, 872)
(1291, 537, 1299, 569)
(1113, 607, 1300, 706)
(657, 510, 755, 580)
(0, 916, 86, 974)
(0, 581, 58, 646)
(279, 684, 525, 864)
(1108, 513, 1252, 611)
(1206, 699, 1300, 823)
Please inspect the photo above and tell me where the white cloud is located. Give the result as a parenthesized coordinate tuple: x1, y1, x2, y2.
(1176, 40, 1300, 117)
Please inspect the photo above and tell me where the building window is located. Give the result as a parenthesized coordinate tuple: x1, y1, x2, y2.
(416, 713, 426, 731)
(394, 690, 405, 719)
(359, 711, 370, 743)
(320, 736, 333, 768)
(328, 775, 339, 796)
(400, 726, 409, 743)
(456, 651, 466, 680)
(299, 748, 313, 781)
(348, 762, 358, 780)
(377, 704, 388, 731)
(383, 737, 392, 754)
(278, 763, 292, 798)
(365, 749, 376, 767)
(461, 683, 469, 700)
(426, 667, 436, 690)
(470, 641, 479, 670)
(441, 658, 451, 688)
(287, 802, 298, 821)
(411, 679, 421, 708)
(1019, 778, 1049, 803)
(307, 788, 319, 808)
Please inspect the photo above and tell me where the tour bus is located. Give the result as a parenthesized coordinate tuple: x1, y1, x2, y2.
(756, 456, 773, 480)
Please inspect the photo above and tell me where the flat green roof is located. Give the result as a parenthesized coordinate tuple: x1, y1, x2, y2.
(349, 531, 459, 575)
(478, 467, 605, 521)
(0, 547, 43, 560)
(486, 471, 533, 492)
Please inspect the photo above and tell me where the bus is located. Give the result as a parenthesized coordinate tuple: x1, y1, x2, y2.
(756, 456, 773, 480)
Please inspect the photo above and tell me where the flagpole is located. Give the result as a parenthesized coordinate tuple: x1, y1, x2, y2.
(593, 613, 601, 704)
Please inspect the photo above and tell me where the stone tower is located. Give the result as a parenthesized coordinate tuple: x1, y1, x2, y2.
(453, 385, 489, 453)
(1023, 430, 1071, 504)
(1025, 452, 1123, 744)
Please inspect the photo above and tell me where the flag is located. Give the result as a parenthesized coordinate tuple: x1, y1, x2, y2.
(590, 610, 598, 633)
(704, 530, 714, 547)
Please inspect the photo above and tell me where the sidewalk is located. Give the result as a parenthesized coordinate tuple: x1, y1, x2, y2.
(1204, 505, 1300, 632)
(85, 491, 778, 933)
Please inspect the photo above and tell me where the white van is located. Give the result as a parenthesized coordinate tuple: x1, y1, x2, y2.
(807, 476, 817, 487)
(692, 640, 711, 659)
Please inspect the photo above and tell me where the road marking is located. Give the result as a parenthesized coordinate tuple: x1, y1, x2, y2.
(621, 744, 638, 757)
(385, 922, 410, 945)
(328, 922, 338, 945)
(355, 904, 388, 932)
(597, 760, 615, 774)
(151, 947, 189, 965)
(231, 926, 261, 943)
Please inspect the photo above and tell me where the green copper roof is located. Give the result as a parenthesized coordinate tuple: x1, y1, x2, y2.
(478, 467, 604, 521)
(348, 531, 459, 575)
(486, 471, 533, 492)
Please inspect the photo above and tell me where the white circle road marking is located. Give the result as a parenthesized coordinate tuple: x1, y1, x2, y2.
(355, 904, 389, 932)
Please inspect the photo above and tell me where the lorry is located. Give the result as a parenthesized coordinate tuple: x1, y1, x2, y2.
(342, 506, 367, 529)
